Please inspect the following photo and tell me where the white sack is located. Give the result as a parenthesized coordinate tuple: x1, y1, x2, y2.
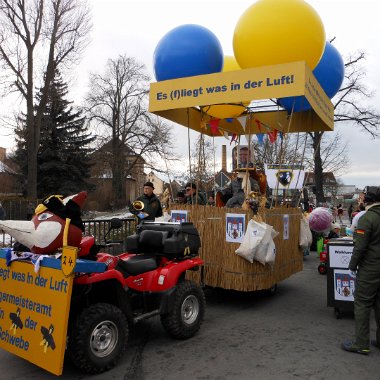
(235, 220, 267, 263)
(236, 220, 278, 265)
(299, 216, 312, 249)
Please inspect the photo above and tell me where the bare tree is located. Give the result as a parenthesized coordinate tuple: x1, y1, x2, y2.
(84, 54, 174, 206)
(188, 134, 215, 190)
(252, 133, 305, 169)
(0, 0, 91, 198)
(309, 50, 380, 203)
(304, 130, 350, 176)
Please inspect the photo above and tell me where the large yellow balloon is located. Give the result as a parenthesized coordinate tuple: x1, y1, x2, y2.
(223, 55, 243, 72)
(202, 56, 249, 119)
(233, 0, 325, 70)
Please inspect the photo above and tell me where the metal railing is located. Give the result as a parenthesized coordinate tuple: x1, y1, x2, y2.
(0, 217, 137, 255)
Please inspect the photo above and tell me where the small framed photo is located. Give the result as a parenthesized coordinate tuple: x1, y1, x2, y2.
(171, 210, 188, 223)
(226, 213, 246, 243)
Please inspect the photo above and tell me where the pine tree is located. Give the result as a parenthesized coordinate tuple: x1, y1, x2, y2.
(14, 70, 95, 198)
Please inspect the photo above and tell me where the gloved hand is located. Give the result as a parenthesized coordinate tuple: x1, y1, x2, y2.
(137, 212, 149, 219)
(349, 270, 356, 278)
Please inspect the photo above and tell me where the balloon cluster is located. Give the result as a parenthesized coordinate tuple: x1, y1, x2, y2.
(153, 0, 343, 117)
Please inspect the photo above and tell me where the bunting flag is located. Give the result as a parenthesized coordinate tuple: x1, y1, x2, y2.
(223, 131, 230, 140)
(209, 118, 220, 135)
(254, 118, 262, 132)
(268, 129, 278, 143)
(230, 133, 238, 145)
(256, 118, 273, 132)
(237, 116, 247, 131)
(257, 134, 264, 145)
(200, 120, 207, 130)
(225, 118, 234, 123)
(279, 131, 283, 141)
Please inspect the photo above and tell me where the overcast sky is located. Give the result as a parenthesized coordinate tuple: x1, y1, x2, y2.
(1, 0, 379, 189)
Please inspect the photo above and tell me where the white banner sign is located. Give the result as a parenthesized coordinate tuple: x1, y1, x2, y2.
(264, 164, 305, 189)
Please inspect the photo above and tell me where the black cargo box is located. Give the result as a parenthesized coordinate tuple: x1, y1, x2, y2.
(126, 222, 201, 259)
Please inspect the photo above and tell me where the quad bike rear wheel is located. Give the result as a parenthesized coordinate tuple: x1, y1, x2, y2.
(68, 303, 128, 374)
(161, 280, 205, 339)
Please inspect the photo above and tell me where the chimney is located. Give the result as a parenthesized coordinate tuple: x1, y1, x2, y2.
(221, 145, 227, 171)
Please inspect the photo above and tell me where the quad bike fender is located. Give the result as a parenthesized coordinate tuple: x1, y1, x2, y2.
(78, 236, 95, 257)
(150, 257, 203, 291)
(125, 257, 203, 292)
(157, 258, 204, 315)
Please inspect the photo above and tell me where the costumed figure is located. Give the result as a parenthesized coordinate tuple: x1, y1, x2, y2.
(222, 171, 261, 208)
(0, 192, 87, 255)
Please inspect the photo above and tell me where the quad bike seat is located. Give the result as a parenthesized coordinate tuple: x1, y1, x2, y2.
(117, 254, 158, 276)
(126, 222, 201, 259)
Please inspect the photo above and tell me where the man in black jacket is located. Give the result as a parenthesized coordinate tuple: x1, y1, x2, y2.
(129, 182, 163, 221)
(342, 186, 380, 355)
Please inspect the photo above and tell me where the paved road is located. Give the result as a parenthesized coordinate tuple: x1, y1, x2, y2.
(1, 252, 379, 380)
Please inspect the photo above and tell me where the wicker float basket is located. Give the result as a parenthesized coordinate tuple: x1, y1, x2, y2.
(170, 204, 303, 292)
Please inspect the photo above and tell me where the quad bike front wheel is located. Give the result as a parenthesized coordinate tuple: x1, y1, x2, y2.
(68, 303, 128, 374)
(161, 280, 205, 339)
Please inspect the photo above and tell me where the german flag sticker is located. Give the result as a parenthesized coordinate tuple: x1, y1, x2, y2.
(356, 229, 365, 235)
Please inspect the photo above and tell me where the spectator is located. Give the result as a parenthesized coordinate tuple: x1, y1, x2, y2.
(185, 182, 206, 205)
(176, 191, 186, 204)
(207, 192, 215, 206)
(327, 223, 340, 239)
(337, 203, 344, 223)
(348, 203, 354, 223)
(342, 186, 380, 355)
(350, 204, 366, 232)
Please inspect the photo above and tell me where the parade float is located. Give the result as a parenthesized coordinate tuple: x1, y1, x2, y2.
(0, 0, 346, 376)
(149, 0, 344, 292)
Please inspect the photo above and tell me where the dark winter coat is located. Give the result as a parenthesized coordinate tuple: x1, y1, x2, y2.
(349, 203, 380, 272)
(225, 190, 245, 208)
(131, 194, 163, 221)
(186, 192, 206, 205)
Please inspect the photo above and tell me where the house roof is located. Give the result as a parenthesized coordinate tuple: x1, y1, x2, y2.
(0, 160, 17, 174)
(94, 139, 145, 163)
(304, 172, 337, 185)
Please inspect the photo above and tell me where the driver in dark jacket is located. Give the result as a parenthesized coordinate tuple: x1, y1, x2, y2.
(342, 186, 380, 355)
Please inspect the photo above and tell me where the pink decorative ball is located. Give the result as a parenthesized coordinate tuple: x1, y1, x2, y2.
(308, 207, 333, 232)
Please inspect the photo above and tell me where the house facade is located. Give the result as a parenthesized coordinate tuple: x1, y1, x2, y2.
(87, 141, 146, 211)
(0, 147, 22, 197)
(304, 171, 338, 203)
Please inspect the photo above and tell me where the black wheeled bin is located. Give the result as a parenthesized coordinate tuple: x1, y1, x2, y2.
(327, 238, 355, 319)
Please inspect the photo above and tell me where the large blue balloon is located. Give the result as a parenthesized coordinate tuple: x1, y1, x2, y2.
(278, 42, 345, 113)
(153, 24, 224, 81)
